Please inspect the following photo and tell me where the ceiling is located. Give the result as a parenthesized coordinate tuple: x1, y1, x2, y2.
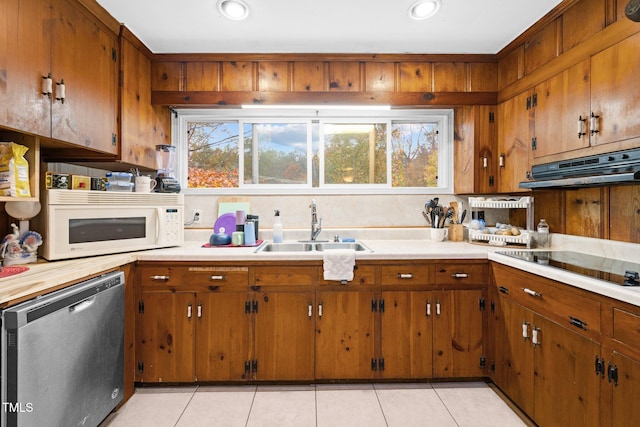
(97, 0, 563, 55)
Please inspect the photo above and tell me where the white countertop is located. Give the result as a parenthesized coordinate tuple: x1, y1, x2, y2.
(2, 232, 639, 308)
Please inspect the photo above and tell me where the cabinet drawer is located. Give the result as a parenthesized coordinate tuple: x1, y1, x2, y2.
(381, 265, 429, 285)
(613, 308, 640, 349)
(138, 266, 188, 287)
(188, 266, 249, 287)
(435, 263, 488, 285)
(493, 264, 600, 333)
(318, 265, 376, 286)
(254, 266, 315, 286)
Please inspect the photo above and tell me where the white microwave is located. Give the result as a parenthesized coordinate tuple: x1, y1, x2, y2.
(40, 190, 184, 261)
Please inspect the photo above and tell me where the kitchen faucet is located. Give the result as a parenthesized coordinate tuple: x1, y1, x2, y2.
(310, 199, 322, 241)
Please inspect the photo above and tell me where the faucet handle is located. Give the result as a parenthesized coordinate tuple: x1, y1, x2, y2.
(334, 235, 340, 242)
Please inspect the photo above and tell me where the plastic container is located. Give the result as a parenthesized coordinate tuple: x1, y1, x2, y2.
(537, 219, 550, 248)
(273, 210, 283, 243)
(104, 181, 134, 192)
(106, 172, 133, 184)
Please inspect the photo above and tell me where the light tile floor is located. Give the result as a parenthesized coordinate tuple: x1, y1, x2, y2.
(101, 382, 531, 427)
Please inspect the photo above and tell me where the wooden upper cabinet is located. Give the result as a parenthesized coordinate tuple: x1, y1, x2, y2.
(292, 61, 325, 92)
(50, 0, 118, 154)
(221, 61, 254, 91)
(562, 0, 605, 52)
(151, 61, 182, 91)
(364, 62, 395, 92)
(590, 31, 640, 147)
(497, 90, 533, 193)
(1, 0, 51, 137)
(328, 62, 360, 92)
(433, 62, 465, 92)
(258, 61, 289, 92)
(120, 30, 171, 170)
(523, 20, 559, 76)
(398, 62, 432, 92)
(469, 63, 498, 92)
(186, 62, 220, 91)
(533, 59, 591, 159)
(498, 46, 523, 91)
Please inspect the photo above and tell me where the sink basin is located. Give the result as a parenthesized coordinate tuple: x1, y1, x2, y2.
(313, 242, 371, 252)
(257, 242, 314, 252)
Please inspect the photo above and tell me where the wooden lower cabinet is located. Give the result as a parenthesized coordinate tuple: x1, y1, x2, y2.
(609, 352, 640, 427)
(315, 291, 376, 380)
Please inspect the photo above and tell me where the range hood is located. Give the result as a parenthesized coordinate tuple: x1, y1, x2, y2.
(519, 147, 640, 189)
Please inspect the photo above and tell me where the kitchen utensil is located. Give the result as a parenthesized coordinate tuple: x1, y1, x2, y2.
(449, 201, 459, 223)
(460, 209, 467, 223)
(422, 210, 431, 224)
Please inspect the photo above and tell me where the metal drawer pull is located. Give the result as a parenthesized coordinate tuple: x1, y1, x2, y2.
(197, 304, 202, 318)
(532, 327, 541, 346)
(187, 304, 192, 319)
(210, 275, 225, 280)
(568, 316, 588, 330)
(397, 273, 414, 279)
(451, 273, 469, 278)
(522, 288, 542, 298)
(522, 321, 530, 340)
(498, 286, 509, 294)
(150, 275, 170, 281)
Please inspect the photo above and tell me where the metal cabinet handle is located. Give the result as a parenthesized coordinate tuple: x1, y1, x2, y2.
(150, 275, 170, 281)
(522, 288, 542, 298)
(318, 302, 323, 318)
(436, 300, 441, 317)
(451, 273, 469, 278)
(197, 304, 202, 318)
(187, 304, 192, 319)
(426, 300, 431, 317)
(55, 79, 66, 103)
(397, 273, 414, 279)
(42, 73, 53, 96)
(308, 303, 313, 318)
(210, 275, 225, 280)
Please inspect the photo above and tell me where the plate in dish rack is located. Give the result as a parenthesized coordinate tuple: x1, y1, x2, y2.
(214, 213, 236, 235)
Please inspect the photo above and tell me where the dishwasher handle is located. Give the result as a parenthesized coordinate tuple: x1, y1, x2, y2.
(68, 296, 96, 314)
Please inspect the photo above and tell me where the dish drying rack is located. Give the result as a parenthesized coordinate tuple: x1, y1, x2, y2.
(467, 196, 534, 248)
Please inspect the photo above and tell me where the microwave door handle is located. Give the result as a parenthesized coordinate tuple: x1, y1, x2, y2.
(155, 207, 162, 243)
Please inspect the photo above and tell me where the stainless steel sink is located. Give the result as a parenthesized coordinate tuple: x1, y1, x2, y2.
(257, 242, 314, 252)
(314, 242, 372, 252)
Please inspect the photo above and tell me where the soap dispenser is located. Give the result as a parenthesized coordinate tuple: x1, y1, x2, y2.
(273, 210, 283, 243)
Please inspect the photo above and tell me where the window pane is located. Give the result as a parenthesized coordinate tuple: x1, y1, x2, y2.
(391, 122, 439, 187)
(243, 123, 308, 185)
(323, 123, 387, 184)
(187, 122, 239, 188)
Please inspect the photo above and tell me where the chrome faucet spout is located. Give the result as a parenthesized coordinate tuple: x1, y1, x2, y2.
(310, 199, 322, 241)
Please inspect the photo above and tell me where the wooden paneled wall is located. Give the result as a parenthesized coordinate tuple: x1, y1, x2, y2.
(150, 55, 498, 107)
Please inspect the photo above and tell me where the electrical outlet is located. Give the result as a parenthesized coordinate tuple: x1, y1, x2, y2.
(193, 209, 202, 224)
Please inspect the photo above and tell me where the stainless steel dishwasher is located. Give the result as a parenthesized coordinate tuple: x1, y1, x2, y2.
(1, 270, 124, 427)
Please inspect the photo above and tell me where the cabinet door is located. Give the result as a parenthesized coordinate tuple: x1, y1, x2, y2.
(380, 291, 432, 379)
(534, 316, 600, 427)
(315, 291, 375, 380)
(432, 290, 485, 378)
(610, 352, 640, 427)
(195, 292, 252, 381)
(50, 0, 118, 154)
(591, 31, 640, 147)
(254, 292, 315, 381)
(137, 292, 195, 382)
(475, 105, 498, 194)
(1, 0, 51, 136)
(492, 296, 535, 416)
(533, 60, 591, 158)
(120, 34, 171, 169)
(498, 90, 533, 193)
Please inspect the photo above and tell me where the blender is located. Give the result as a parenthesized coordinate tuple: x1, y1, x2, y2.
(154, 144, 181, 193)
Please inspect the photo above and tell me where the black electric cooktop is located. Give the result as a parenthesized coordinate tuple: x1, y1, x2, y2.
(495, 250, 640, 287)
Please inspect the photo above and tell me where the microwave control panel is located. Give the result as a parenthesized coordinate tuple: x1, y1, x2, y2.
(158, 207, 184, 245)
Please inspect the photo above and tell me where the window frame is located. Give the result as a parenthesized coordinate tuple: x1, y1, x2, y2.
(173, 108, 454, 195)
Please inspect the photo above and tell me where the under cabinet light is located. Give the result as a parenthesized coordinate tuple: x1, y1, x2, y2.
(241, 104, 391, 110)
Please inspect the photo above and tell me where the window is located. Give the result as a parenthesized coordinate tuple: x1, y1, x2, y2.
(175, 108, 453, 194)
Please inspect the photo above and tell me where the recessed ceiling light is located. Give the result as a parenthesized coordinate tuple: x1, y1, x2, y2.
(217, 0, 249, 20)
(409, 0, 441, 20)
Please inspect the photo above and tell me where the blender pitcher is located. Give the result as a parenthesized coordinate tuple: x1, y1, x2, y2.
(155, 144, 181, 193)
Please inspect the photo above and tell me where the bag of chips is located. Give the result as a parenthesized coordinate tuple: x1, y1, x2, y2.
(0, 142, 31, 197)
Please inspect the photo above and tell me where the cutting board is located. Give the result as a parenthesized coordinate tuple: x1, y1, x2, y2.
(217, 197, 250, 217)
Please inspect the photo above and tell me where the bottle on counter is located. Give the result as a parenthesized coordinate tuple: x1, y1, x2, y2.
(537, 218, 550, 248)
(273, 210, 283, 243)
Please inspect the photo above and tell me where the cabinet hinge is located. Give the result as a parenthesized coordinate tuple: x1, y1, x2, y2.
(138, 301, 144, 313)
(379, 299, 385, 313)
(488, 111, 495, 123)
(252, 359, 258, 374)
(490, 300, 495, 313)
(137, 362, 144, 373)
(480, 356, 487, 369)
(245, 301, 251, 314)
(252, 300, 259, 313)
(531, 137, 537, 151)
(526, 96, 532, 110)
(371, 299, 378, 312)
(379, 358, 385, 371)
(371, 358, 378, 371)
(595, 355, 605, 378)
(112, 48, 117, 62)
(479, 298, 485, 311)
(532, 93, 538, 108)
(244, 361, 251, 375)
(607, 363, 619, 387)
(490, 361, 495, 372)
(112, 133, 117, 146)
(489, 176, 495, 187)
